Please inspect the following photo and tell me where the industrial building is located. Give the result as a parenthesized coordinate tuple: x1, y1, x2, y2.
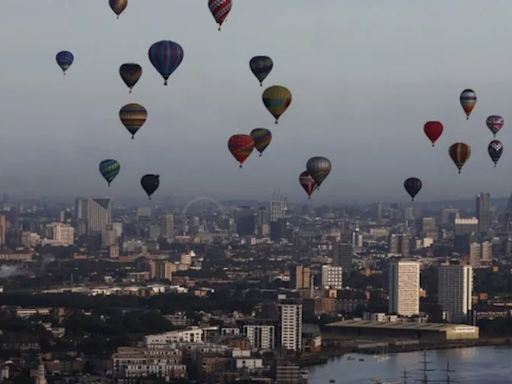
(326, 320, 479, 341)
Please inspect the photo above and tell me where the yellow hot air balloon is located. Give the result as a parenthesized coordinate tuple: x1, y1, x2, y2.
(262, 85, 292, 124)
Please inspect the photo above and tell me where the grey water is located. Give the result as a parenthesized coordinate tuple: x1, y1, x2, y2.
(308, 346, 512, 384)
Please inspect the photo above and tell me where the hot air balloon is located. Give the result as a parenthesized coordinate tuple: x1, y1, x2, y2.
(99, 159, 120, 187)
(148, 41, 184, 86)
(424, 121, 443, 147)
(262, 85, 292, 124)
(486, 115, 504, 137)
(306, 157, 332, 189)
(460, 89, 477, 120)
(119, 63, 142, 93)
(404, 177, 422, 201)
(250, 56, 273, 86)
(119, 103, 147, 139)
(208, 0, 232, 31)
(299, 171, 316, 199)
(448, 142, 471, 173)
(228, 134, 254, 168)
(109, 0, 127, 19)
(56, 51, 74, 75)
(250, 128, 272, 157)
(141, 174, 160, 200)
(488, 140, 503, 168)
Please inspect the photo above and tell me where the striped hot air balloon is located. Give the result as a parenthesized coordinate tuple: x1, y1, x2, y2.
(250, 128, 272, 157)
(228, 134, 254, 168)
(250, 56, 274, 86)
(99, 159, 120, 187)
(448, 142, 471, 173)
(262, 85, 292, 124)
(208, 0, 232, 31)
(119, 103, 147, 139)
(460, 89, 477, 120)
(148, 40, 184, 86)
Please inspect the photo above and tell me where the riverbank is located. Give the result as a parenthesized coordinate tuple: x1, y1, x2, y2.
(300, 337, 511, 367)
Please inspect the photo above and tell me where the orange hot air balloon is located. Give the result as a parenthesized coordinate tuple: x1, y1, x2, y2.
(448, 142, 471, 173)
(460, 89, 477, 120)
(228, 134, 254, 168)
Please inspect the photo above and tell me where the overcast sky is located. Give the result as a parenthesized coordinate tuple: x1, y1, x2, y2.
(1, 0, 512, 204)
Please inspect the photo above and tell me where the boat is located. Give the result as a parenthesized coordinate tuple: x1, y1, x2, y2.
(329, 380, 335, 383)
(347, 356, 355, 360)
(359, 358, 365, 361)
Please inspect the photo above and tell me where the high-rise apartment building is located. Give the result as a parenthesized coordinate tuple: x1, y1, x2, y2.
(270, 199, 285, 222)
(321, 265, 343, 289)
(149, 260, 173, 281)
(44, 223, 75, 246)
(438, 264, 473, 323)
(290, 265, 311, 290)
(160, 214, 174, 240)
(332, 243, 353, 273)
(75, 198, 113, 245)
(388, 260, 420, 316)
(454, 218, 479, 236)
(278, 301, 302, 351)
(469, 241, 492, 268)
(0, 215, 6, 245)
(243, 325, 275, 350)
(476, 193, 491, 236)
(416, 217, 437, 240)
(388, 234, 411, 256)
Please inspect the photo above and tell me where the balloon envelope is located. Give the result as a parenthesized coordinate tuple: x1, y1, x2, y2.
(448, 142, 471, 173)
(208, 0, 232, 30)
(119, 103, 147, 139)
(262, 85, 292, 124)
(141, 174, 160, 199)
(148, 41, 184, 85)
(306, 157, 332, 188)
(488, 140, 503, 167)
(404, 177, 422, 201)
(460, 89, 477, 120)
(486, 115, 504, 137)
(299, 171, 316, 199)
(250, 128, 272, 156)
(424, 121, 443, 147)
(109, 0, 127, 17)
(250, 56, 273, 86)
(228, 134, 254, 168)
(99, 159, 120, 186)
(119, 63, 142, 92)
(56, 51, 74, 74)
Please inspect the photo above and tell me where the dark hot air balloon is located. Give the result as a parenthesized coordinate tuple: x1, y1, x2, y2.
(141, 174, 160, 200)
(56, 51, 74, 75)
(148, 41, 184, 86)
(99, 160, 120, 187)
(109, 0, 127, 19)
(250, 128, 272, 157)
(424, 121, 443, 147)
(208, 0, 232, 31)
(119, 63, 142, 93)
(228, 134, 254, 168)
(460, 89, 477, 120)
(448, 142, 471, 173)
(262, 85, 292, 124)
(486, 115, 504, 137)
(404, 177, 422, 201)
(119, 103, 147, 139)
(306, 157, 332, 189)
(299, 171, 316, 199)
(488, 140, 503, 168)
(250, 56, 273, 86)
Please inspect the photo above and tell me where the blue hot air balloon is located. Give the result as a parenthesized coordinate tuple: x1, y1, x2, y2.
(148, 41, 184, 86)
(250, 56, 274, 86)
(56, 51, 74, 75)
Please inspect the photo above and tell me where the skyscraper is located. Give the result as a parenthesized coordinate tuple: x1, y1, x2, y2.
(278, 301, 302, 351)
(476, 192, 490, 236)
(290, 265, 311, 290)
(270, 198, 285, 222)
(160, 213, 174, 240)
(388, 260, 420, 316)
(332, 243, 353, 274)
(438, 264, 473, 323)
(75, 198, 112, 244)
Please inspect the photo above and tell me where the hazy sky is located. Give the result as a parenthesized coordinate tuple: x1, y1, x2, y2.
(1, 0, 512, 204)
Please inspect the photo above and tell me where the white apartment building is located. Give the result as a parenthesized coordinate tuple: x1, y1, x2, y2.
(243, 325, 275, 350)
(388, 260, 420, 316)
(43, 223, 74, 246)
(112, 346, 186, 383)
(438, 264, 473, 323)
(143, 327, 203, 346)
(279, 303, 302, 351)
(469, 242, 493, 268)
(321, 265, 343, 289)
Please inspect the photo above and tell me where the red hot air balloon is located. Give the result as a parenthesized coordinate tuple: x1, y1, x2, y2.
(424, 121, 443, 147)
(208, 0, 232, 31)
(448, 142, 471, 174)
(228, 134, 254, 168)
(299, 171, 316, 199)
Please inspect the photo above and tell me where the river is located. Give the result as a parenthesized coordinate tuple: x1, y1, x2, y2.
(307, 346, 512, 384)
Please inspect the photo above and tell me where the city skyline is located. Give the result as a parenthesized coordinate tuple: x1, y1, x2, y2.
(1, 2, 512, 202)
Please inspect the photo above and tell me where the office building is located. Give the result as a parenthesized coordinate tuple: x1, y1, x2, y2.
(149, 260, 173, 281)
(388, 260, 420, 316)
(438, 264, 473, 323)
(416, 217, 437, 240)
(321, 265, 343, 289)
(469, 242, 492, 268)
(440, 208, 460, 225)
(388, 234, 411, 256)
(75, 198, 113, 245)
(270, 199, 285, 222)
(278, 301, 302, 351)
(160, 213, 174, 240)
(43, 223, 74, 246)
(234, 206, 255, 236)
(476, 193, 490, 236)
(332, 243, 353, 273)
(243, 325, 275, 350)
(290, 265, 311, 290)
(454, 218, 479, 236)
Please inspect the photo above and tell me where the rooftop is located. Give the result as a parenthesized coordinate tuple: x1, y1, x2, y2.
(326, 320, 478, 332)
